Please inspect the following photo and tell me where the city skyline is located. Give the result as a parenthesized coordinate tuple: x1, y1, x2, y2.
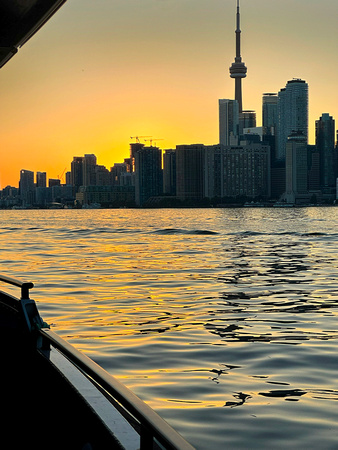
(0, 0, 337, 188)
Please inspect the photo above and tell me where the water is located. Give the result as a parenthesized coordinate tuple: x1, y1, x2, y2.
(1, 207, 338, 449)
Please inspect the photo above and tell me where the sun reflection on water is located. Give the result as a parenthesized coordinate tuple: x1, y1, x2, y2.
(1, 207, 338, 448)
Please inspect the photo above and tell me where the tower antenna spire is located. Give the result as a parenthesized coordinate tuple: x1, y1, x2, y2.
(229, 0, 247, 113)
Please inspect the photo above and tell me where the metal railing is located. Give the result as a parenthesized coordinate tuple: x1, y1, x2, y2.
(0, 275, 194, 450)
(40, 327, 194, 450)
(0, 274, 34, 300)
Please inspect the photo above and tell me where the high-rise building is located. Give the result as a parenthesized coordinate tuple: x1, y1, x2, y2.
(285, 131, 308, 203)
(49, 178, 61, 188)
(83, 154, 97, 186)
(95, 165, 110, 186)
(134, 146, 162, 206)
(316, 113, 335, 188)
(219, 99, 239, 146)
(19, 169, 35, 206)
(262, 93, 278, 136)
(111, 162, 129, 186)
(277, 79, 308, 161)
(176, 144, 205, 201)
(262, 93, 278, 165)
(71, 156, 84, 189)
(65, 172, 71, 185)
(229, 0, 247, 113)
(36, 171, 47, 188)
(239, 110, 256, 135)
(163, 149, 176, 196)
(130, 142, 145, 173)
(308, 145, 320, 191)
(205, 144, 270, 199)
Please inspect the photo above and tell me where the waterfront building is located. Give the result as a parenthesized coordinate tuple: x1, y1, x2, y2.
(35, 187, 52, 207)
(130, 143, 145, 173)
(48, 178, 60, 188)
(76, 185, 135, 207)
(51, 185, 75, 204)
(163, 149, 176, 196)
(204, 143, 271, 199)
(176, 144, 205, 201)
(204, 145, 223, 199)
(71, 156, 84, 189)
(229, 0, 247, 113)
(0, 186, 19, 208)
(95, 165, 110, 186)
(307, 145, 320, 191)
(284, 131, 308, 204)
(262, 93, 278, 136)
(219, 99, 239, 146)
(316, 113, 335, 188)
(277, 79, 308, 161)
(19, 169, 35, 206)
(262, 93, 278, 164)
(36, 171, 47, 188)
(65, 172, 71, 185)
(134, 146, 162, 206)
(83, 154, 97, 186)
(111, 162, 129, 186)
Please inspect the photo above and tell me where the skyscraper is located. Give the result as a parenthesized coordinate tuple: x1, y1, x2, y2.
(176, 144, 204, 201)
(262, 93, 278, 136)
(262, 93, 278, 164)
(229, 0, 247, 113)
(285, 131, 308, 203)
(219, 99, 239, 146)
(71, 156, 84, 189)
(204, 144, 270, 199)
(239, 110, 256, 136)
(316, 113, 335, 188)
(134, 146, 162, 206)
(277, 79, 308, 161)
(163, 149, 176, 196)
(83, 154, 97, 186)
(19, 169, 35, 206)
(36, 171, 47, 188)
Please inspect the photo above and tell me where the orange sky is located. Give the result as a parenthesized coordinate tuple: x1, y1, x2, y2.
(0, 0, 337, 188)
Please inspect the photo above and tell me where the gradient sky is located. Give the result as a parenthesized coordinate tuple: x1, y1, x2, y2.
(0, 0, 337, 188)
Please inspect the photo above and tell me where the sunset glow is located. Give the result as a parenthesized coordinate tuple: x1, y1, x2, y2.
(0, 0, 337, 188)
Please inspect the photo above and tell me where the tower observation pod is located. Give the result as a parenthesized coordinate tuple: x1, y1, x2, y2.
(229, 0, 247, 113)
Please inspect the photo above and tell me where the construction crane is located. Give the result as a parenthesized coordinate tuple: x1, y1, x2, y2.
(57, 167, 67, 183)
(130, 136, 151, 144)
(144, 138, 164, 147)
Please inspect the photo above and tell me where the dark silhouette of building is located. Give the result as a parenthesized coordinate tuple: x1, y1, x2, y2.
(134, 146, 162, 206)
(36, 171, 47, 188)
(83, 154, 97, 186)
(263, 93, 278, 136)
(176, 144, 205, 201)
(284, 131, 308, 204)
(316, 113, 335, 188)
(307, 145, 320, 191)
(163, 149, 176, 196)
(49, 178, 61, 188)
(205, 144, 270, 199)
(277, 79, 308, 161)
(239, 110, 256, 136)
(229, 0, 247, 113)
(71, 156, 84, 189)
(219, 99, 239, 145)
(19, 169, 35, 206)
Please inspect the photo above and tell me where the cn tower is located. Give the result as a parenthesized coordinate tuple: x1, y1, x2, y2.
(229, 0, 247, 113)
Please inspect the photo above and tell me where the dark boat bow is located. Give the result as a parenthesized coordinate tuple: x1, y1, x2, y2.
(0, 275, 194, 450)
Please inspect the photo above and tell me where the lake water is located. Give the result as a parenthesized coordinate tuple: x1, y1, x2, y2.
(1, 207, 338, 449)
